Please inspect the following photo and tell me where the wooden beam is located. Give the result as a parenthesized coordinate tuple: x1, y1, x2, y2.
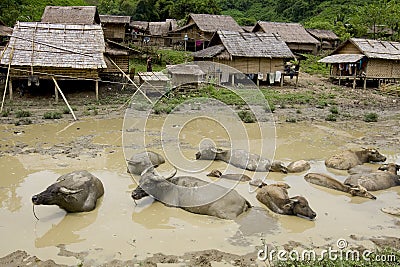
(95, 80, 99, 101)
(55, 83, 59, 103)
(52, 77, 77, 121)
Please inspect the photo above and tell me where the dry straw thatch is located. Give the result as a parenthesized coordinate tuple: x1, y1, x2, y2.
(306, 29, 339, 41)
(186, 14, 243, 33)
(0, 22, 106, 69)
(100, 15, 130, 24)
(41, 6, 100, 25)
(194, 30, 294, 59)
(254, 21, 319, 44)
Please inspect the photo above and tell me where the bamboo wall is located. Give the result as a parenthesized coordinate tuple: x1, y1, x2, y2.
(103, 24, 125, 40)
(10, 67, 99, 79)
(336, 42, 362, 54)
(213, 57, 284, 74)
(367, 59, 400, 78)
(287, 43, 317, 55)
(103, 55, 129, 73)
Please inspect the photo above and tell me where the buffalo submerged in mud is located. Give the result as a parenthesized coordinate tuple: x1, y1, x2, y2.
(132, 167, 251, 220)
(32, 170, 104, 213)
(195, 146, 288, 173)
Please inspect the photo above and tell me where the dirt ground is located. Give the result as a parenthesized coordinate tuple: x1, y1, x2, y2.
(1, 72, 400, 266)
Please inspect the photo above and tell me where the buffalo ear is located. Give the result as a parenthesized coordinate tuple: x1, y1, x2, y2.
(59, 187, 83, 194)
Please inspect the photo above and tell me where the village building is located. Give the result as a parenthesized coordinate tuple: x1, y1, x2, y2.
(0, 20, 12, 47)
(146, 19, 177, 47)
(171, 14, 243, 51)
(100, 15, 130, 42)
(306, 29, 340, 50)
(319, 38, 400, 89)
(253, 21, 319, 55)
(0, 22, 106, 100)
(41, 5, 100, 25)
(193, 30, 296, 86)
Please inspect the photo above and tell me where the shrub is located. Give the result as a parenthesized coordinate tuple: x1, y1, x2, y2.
(364, 112, 378, 122)
(329, 106, 339, 114)
(1, 108, 11, 117)
(325, 114, 337, 121)
(285, 117, 297, 123)
(15, 110, 31, 118)
(43, 111, 63, 119)
(62, 106, 77, 114)
(238, 110, 256, 123)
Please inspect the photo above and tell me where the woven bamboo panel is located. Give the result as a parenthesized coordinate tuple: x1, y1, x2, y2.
(367, 59, 398, 78)
(338, 43, 361, 54)
(103, 55, 129, 73)
(103, 24, 125, 40)
(10, 67, 99, 79)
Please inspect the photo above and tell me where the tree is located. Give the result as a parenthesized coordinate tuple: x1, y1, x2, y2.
(169, 0, 221, 20)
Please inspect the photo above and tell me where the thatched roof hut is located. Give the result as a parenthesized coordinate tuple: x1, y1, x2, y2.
(253, 21, 319, 54)
(100, 15, 130, 41)
(193, 31, 294, 81)
(0, 22, 106, 99)
(171, 14, 243, 51)
(319, 38, 400, 88)
(145, 20, 177, 47)
(306, 29, 340, 49)
(41, 6, 100, 24)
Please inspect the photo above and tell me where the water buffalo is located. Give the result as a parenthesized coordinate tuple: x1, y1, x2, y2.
(206, 169, 251, 182)
(325, 148, 386, 170)
(195, 146, 288, 173)
(344, 163, 400, 191)
(127, 151, 165, 175)
(256, 183, 316, 220)
(132, 168, 251, 220)
(32, 170, 104, 212)
(287, 160, 311, 173)
(304, 172, 376, 199)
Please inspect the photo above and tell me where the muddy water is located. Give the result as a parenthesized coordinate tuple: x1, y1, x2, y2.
(0, 116, 399, 265)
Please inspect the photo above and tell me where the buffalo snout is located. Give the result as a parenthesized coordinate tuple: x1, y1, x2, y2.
(32, 195, 39, 205)
(131, 186, 149, 200)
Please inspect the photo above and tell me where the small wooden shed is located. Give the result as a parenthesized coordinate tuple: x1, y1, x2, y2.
(41, 6, 100, 24)
(193, 30, 295, 85)
(253, 21, 319, 55)
(306, 29, 340, 50)
(100, 15, 130, 41)
(147, 20, 177, 47)
(319, 38, 400, 89)
(171, 14, 243, 51)
(0, 22, 106, 100)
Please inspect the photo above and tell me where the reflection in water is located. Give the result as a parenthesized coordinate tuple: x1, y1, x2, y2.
(35, 208, 100, 248)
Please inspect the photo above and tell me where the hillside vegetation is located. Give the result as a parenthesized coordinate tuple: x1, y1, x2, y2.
(1, 0, 400, 41)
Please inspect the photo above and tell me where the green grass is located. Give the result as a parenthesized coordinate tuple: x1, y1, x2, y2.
(43, 111, 63, 119)
(329, 106, 339, 114)
(325, 114, 337, 121)
(300, 53, 330, 76)
(237, 110, 256, 123)
(15, 110, 31, 118)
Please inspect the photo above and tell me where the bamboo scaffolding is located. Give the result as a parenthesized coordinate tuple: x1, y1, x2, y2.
(1, 41, 16, 113)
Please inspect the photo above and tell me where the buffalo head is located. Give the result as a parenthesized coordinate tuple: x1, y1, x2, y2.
(287, 196, 316, 220)
(32, 184, 83, 206)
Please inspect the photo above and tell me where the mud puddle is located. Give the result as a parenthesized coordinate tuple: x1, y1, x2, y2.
(0, 116, 399, 265)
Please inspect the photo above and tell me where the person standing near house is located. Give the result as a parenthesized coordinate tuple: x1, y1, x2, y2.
(147, 56, 153, 72)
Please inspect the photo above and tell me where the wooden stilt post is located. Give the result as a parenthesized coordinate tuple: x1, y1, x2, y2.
(1, 65, 11, 113)
(9, 79, 13, 100)
(353, 76, 357, 89)
(280, 75, 284, 87)
(363, 77, 367, 89)
(52, 77, 77, 121)
(95, 80, 99, 101)
(295, 74, 299, 88)
(231, 74, 235, 86)
(55, 83, 59, 103)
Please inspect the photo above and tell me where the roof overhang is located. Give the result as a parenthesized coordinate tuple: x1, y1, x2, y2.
(318, 54, 365, 63)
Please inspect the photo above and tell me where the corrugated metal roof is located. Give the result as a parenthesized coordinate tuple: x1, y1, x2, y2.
(318, 54, 365, 63)
(0, 22, 106, 69)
